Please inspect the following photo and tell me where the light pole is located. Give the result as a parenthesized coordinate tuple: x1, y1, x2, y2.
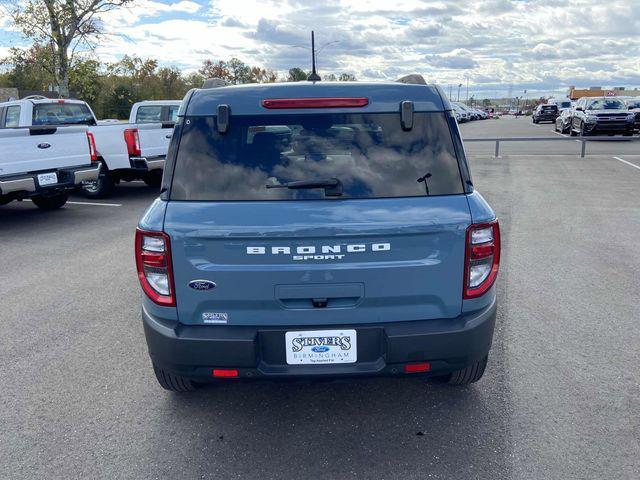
(457, 83, 462, 102)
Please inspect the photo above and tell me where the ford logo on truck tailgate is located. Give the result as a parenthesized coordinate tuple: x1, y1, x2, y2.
(188, 280, 216, 291)
(37, 142, 51, 149)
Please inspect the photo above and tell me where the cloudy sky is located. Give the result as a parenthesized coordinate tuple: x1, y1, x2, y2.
(1, 0, 639, 98)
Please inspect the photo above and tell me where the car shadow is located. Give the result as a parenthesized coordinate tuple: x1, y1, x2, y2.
(144, 370, 512, 479)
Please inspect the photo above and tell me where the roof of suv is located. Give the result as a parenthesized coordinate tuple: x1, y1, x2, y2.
(184, 81, 450, 116)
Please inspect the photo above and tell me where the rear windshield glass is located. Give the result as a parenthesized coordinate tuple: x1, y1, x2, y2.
(136, 106, 162, 123)
(32, 103, 96, 126)
(170, 112, 464, 201)
(541, 105, 558, 111)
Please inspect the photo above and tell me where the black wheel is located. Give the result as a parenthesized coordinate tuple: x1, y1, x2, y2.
(446, 356, 488, 385)
(579, 121, 587, 137)
(82, 170, 114, 199)
(143, 170, 163, 188)
(31, 192, 69, 210)
(152, 363, 197, 392)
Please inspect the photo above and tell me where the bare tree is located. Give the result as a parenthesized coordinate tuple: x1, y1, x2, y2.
(6, 0, 134, 97)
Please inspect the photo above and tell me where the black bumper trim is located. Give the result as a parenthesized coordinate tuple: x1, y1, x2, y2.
(143, 298, 497, 380)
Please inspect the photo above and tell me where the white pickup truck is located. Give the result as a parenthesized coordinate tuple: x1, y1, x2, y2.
(0, 97, 179, 198)
(0, 122, 100, 209)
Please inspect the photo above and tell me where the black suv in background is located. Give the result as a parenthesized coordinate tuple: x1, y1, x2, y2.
(570, 97, 635, 136)
(624, 98, 640, 133)
(532, 104, 558, 123)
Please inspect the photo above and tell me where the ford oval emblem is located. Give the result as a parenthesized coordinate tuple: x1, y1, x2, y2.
(37, 142, 51, 149)
(311, 346, 330, 353)
(188, 280, 216, 291)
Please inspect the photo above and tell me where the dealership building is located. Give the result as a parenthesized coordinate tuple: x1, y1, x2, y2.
(568, 86, 640, 100)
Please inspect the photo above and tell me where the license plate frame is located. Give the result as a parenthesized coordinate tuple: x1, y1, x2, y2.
(285, 329, 357, 365)
(37, 172, 58, 186)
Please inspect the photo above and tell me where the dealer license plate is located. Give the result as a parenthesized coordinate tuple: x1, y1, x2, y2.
(37, 172, 58, 186)
(285, 329, 357, 365)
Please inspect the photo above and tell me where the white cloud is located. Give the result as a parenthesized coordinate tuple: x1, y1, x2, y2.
(2, 0, 640, 96)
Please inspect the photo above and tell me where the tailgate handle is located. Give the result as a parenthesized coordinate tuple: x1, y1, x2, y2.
(276, 283, 364, 309)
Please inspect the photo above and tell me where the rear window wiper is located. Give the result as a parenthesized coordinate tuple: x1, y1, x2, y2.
(266, 178, 343, 196)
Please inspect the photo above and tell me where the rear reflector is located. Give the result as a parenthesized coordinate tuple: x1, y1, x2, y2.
(213, 369, 239, 378)
(261, 97, 369, 109)
(405, 363, 430, 373)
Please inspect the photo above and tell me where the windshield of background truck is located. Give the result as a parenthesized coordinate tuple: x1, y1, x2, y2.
(32, 103, 96, 126)
(170, 112, 464, 200)
(587, 99, 625, 110)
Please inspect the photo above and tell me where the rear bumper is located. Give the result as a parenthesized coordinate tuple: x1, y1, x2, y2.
(0, 164, 100, 196)
(129, 156, 165, 172)
(143, 297, 497, 381)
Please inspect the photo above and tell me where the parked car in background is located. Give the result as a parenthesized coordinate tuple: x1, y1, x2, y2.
(532, 104, 559, 123)
(137, 78, 500, 391)
(570, 97, 635, 136)
(0, 97, 176, 198)
(452, 103, 469, 123)
(0, 120, 100, 210)
(623, 98, 640, 133)
(554, 108, 573, 134)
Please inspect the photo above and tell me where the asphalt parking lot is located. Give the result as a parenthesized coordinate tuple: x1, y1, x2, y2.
(1, 117, 639, 479)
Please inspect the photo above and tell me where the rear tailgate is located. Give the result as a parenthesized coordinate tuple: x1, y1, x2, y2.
(137, 122, 174, 159)
(0, 126, 90, 177)
(164, 197, 471, 327)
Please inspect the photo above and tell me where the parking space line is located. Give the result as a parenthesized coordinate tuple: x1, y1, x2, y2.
(613, 156, 640, 171)
(24, 199, 123, 207)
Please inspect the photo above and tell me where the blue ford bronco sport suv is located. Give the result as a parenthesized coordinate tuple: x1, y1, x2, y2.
(136, 76, 500, 391)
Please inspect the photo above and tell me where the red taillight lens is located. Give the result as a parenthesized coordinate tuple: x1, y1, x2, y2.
(212, 369, 239, 378)
(464, 220, 500, 299)
(261, 97, 369, 109)
(124, 128, 141, 156)
(135, 229, 175, 306)
(404, 363, 431, 373)
(86, 132, 98, 162)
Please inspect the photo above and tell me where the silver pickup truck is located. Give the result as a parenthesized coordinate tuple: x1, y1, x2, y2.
(0, 124, 100, 209)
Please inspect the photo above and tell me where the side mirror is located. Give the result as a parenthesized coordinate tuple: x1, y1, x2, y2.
(576, 106, 583, 111)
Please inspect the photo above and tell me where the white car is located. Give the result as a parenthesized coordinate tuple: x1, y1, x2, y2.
(0, 107, 100, 209)
(0, 97, 180, 198)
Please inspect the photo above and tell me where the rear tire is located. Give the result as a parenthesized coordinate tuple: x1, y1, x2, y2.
(31, 192, 69, 210)
(152, 363, 198, 392)
(446, 356, 488, 385)
(143, 170, 163, 188)
(82, 171, 114, 199)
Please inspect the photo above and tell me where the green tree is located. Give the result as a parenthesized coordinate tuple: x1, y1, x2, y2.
(287, 67, 308, 82)
(6, 0, 135, 98)
(338, 73, 357, 81)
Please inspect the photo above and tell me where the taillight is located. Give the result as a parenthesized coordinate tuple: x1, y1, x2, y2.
(124, 128, 141, 156)
(261, 97, 369, 109)
(135, 229, 175, 306)
(463, 220, 500, 299)
(86, 132, 98, 161)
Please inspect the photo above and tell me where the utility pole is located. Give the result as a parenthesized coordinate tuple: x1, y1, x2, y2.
(466, 76, 469, 102)
(457, 83, 462, 102)
(449, 84, 452, 99)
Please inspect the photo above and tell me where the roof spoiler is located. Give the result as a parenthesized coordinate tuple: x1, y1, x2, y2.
(202, 78, 231, 89)
(395, 74, 427, 85)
